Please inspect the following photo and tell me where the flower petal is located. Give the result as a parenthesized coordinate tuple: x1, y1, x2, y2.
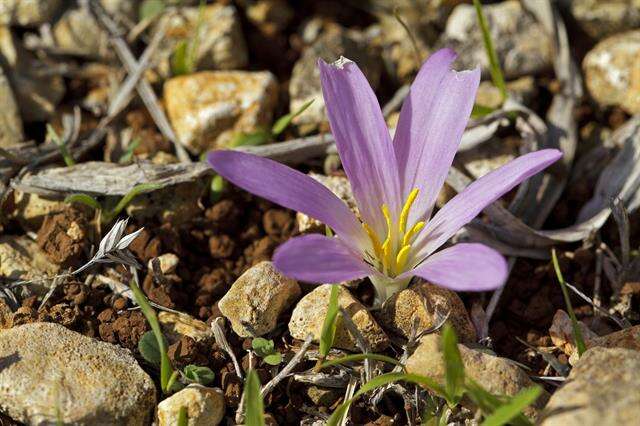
(393, 48, 481, 224)
(411, 149, 563, 264)
(403, 243, 507, 291)
(273, 234, 374, 283)
(208, 150, 367, 249)
(319, 58, 401, 235)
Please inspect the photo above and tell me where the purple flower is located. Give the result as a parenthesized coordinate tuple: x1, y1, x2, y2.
(208, 49, 562, 305)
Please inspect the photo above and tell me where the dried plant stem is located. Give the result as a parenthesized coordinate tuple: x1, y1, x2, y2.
(261, 333, 314, 398)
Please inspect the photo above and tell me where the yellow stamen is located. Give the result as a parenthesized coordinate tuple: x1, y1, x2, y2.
(396, 245, 411, 271)
(381, 204, 394, 273)
(402, 221, 425, 246)
(399, 188, 419, 233)
(363, 223, 383, 259)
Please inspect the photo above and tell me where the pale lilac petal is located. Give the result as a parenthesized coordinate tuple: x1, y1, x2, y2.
(393, 49, 481, 224)
(208, 150, 367, 249)
(273, 234, 374, 283)
(319, 58, 401, 235)
(410, 149, 563, 263)
(402, 243, 507, 291)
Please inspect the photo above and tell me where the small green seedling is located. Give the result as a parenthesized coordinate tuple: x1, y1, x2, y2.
(65, 182, 162, 224)
(129, 277, 177, 394)
(183, 364, 215, 386)
(252, 338, 283, 366)
(244, 369, 265, 426)
(47, 124, 75, 167)
(551, 248, 587, 357)
(118, 137, 141, 164)
(171, 0, 205, 76)
(316, 284, 340, 370)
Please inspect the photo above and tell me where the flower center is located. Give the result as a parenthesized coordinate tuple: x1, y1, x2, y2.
(362, 188, 425, 277)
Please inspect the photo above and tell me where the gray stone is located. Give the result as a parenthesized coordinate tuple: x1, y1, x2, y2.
(158, 311, 214, 344)
(561, 0, 640, 40)
(153, 4, 247, 79)
(219, 261, 301, 337)
(441, 0, 552, 79)
(289, 284, 389, 352)
(164, 70, 278, 154)
(157, 385, 225, 426)
(0, 0, 62, 27)
(0, 323, 156, 425)
(541, 347, 640, 426)
(583, 30, 640, 114)
(289, 20, 382, 130)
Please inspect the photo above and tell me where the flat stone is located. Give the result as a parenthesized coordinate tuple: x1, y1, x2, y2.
(289, 20, 381, 130)
(158, 311, 213, 344)
(0, 235, 59, 287)
(296, 173, 358, 233)
(157, 385, 225, 426)
(564, 0, 640, 40)
(568, 324, 640, 364)
(406, 334, 546, 417)
(541, 347, 640, 426)
(0, 322, 156, 425)
(289, 284, 389, 352)
(378, 281, 477, 343)
(219, 261, 301, 337)
(0, 0, 62, 26)
(441, 0, 552, 79)
(154, 4, 247, 79)
(583, 30, 640, 114)
(164, 70, 278, 154)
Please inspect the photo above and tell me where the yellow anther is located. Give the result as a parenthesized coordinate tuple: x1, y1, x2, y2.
(363, 223, 383, 259)
(399, 188, 419, 233)
(402, 221, 425, 246)
(381, 204, 394, 273)
(396, 245, 411, 271)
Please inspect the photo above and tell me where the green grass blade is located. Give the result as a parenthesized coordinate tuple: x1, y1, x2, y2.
(118, 138, 141, 164)
(104, 183, 162, 223)
(64, 193, 102, 211)
(128, 277, 174, 394)
(551, 248, 587, 357)
(442, 324, 465, 406)
(327, 372, 447, 426)
(171, 40, 190, 76)
(319, 284, 340, 358)
(47, 124, 75, 167)
(244, 369, 265, 426)
(271, 99, 315, 136)
(473, 0, 507, 101)
(320, 353, 406, 370)
(465, 379, 532, 426)
(481, 386, 541, 426)
(177, 406, 188, 426)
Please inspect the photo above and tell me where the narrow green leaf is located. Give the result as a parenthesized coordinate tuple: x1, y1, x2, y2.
(171, 40, 190, 76)
(138, 331, 162, 367)
(319, 284, 340, 358)
(327, 372, 447, 426)
(551, 249, 587, 357)
(210, 174, 226, 203)
(473, 0, 507, 102)
(481, 386, 541, 426)
(271, 99, 315, 136)
(139, 0, 165, 21)
(244, 370, 265, 426)
(229, 130, 272, 148)
(464, 379, 532, 426)
(118, 138, 141, 164)
(47, 124, 75, 167)
(320, 353, 406, 370)
(177, 406, 188, 426)
(104, 183, 162, 223)
(442, 324, 465, 406)
(64, 193, 102, 211)
(184, 365, 215, 385)
(129, 278, 174, 394)
(471, 103, 496, 119)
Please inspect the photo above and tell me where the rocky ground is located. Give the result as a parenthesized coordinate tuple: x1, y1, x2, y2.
(0, 0, 640, 425)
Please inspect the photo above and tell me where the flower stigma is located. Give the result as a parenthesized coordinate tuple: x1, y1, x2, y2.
(362, 188, 425, 277)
